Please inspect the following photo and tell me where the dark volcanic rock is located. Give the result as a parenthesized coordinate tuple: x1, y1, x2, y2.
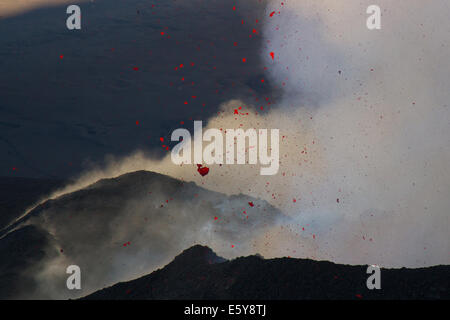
(170, 245, 227, 267)
(83, 245, 450, 300)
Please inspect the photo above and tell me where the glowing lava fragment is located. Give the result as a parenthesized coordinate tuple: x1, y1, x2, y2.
(197, 164, 209, 176)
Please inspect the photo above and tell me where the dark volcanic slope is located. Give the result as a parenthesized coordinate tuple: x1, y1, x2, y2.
(84, 245, 450, 300)
(0, 176, 65, 229)
(0, 170, 285, 299)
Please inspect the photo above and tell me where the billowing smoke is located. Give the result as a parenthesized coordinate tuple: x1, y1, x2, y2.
(258, 0, 450, 267)
(44, 0, 449, 268)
